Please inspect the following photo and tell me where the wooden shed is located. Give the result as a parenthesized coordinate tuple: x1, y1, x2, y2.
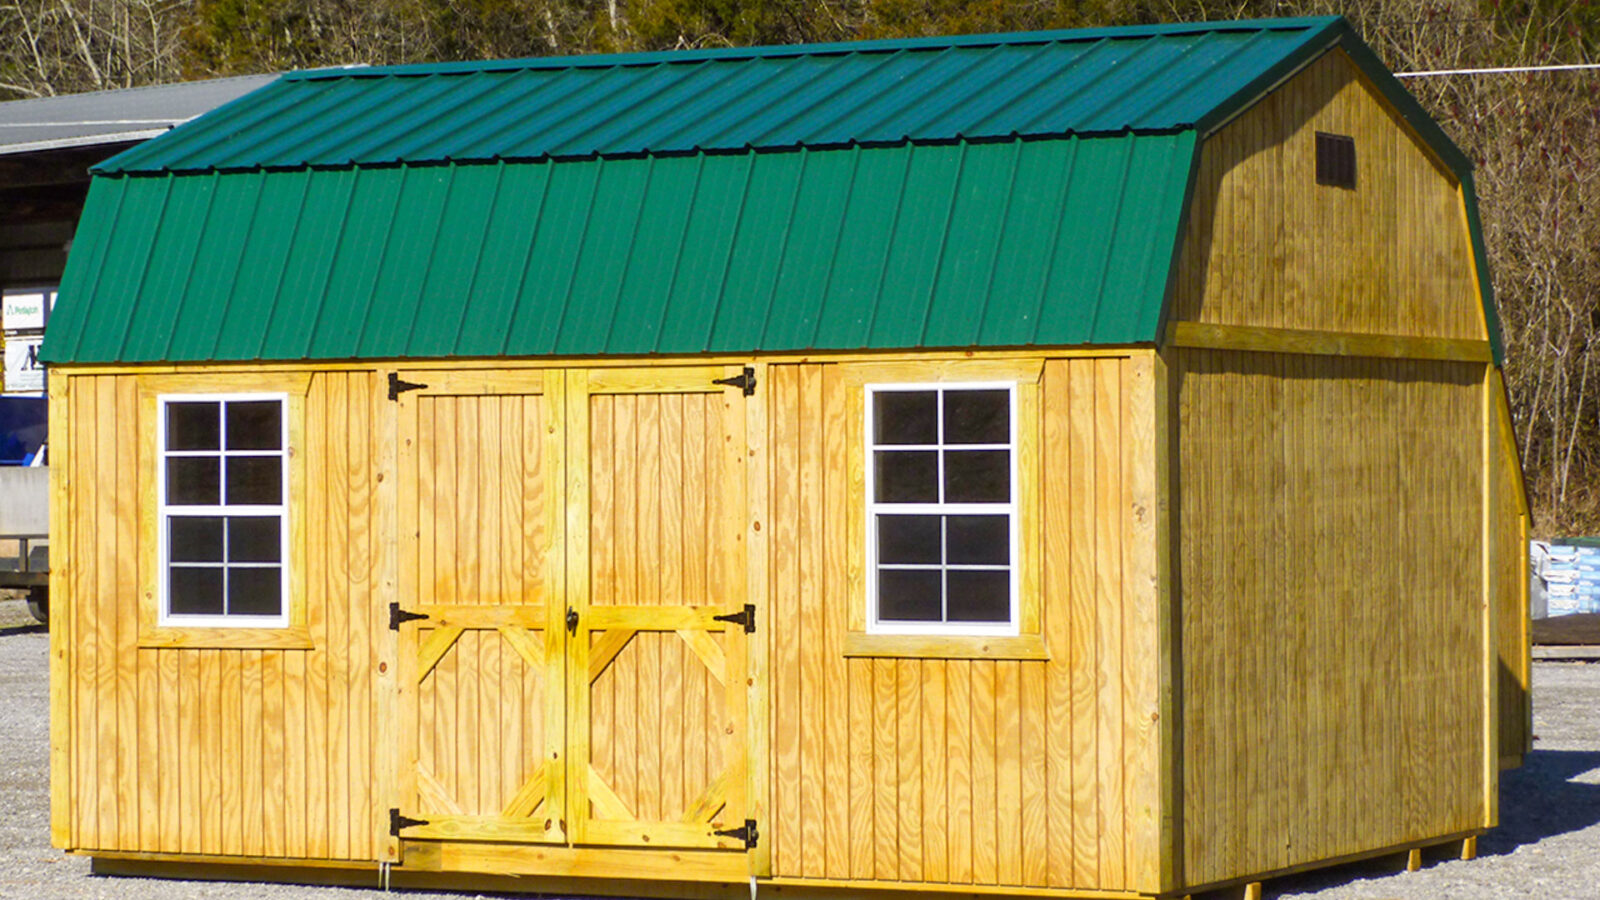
(42, 16, 1530, 899)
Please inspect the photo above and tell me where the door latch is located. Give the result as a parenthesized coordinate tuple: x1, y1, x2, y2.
(566, 606, 579, 634)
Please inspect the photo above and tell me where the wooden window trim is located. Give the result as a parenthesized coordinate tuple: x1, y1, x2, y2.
(136, 372, 314, 650)
(837, 359, 1046, 661)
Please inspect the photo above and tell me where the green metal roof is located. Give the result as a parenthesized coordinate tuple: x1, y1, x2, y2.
(47, 136, 1194, 362)
(44, 16, 1501, 365)
(98, 17, 1344, 173)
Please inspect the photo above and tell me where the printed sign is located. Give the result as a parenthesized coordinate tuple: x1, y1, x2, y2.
(4, 335, 45, 393)
(2, 288, 54, 332)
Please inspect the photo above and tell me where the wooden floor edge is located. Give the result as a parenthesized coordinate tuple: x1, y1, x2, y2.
(1176, 829, 1486, 896)
(762, 878, 1156, 899)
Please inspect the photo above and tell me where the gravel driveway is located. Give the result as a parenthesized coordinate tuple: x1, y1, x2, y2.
(2, 595, 1595, 899)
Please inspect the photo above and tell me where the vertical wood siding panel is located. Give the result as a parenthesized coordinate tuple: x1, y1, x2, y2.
(872, 658, 898, 881)
(1066, 361, 1100, 887)
(93, 376, 117, 848)
(771, 367, 801, 874)
(944, 659, 973, 884)
(920, 660, 947, 883)
(994, 662, 1021, 885)
(968, 660, 997, 884)
(303, 373, 329, 858)
(349, 373, 375, 859)
(895, 658, 922, 881)
(1042, 361, 1074, 890)
(262, 650, 285, 857)
(114, 377, 138, 850)
(798, 365, 826, 878)
(821, 367, 852, 881)
(219, 650, 242, 855)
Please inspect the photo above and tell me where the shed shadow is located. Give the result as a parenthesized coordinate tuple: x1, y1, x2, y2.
(1259, 749, 1600, 898)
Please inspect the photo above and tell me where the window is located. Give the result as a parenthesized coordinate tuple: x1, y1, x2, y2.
(866, 383, 1018, 635)
(158, 394, 289, 627)
(1315, 131, 1356, 189)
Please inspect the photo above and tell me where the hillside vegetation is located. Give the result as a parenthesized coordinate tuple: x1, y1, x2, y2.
(4, 0, 1598, 534)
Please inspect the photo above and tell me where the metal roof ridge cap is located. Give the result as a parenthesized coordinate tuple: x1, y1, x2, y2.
(278, 16, 1342, 81)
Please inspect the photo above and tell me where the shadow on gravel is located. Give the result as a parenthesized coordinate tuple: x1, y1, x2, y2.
(0, 624, 44, 637)
(1240, 749, 1600, 898)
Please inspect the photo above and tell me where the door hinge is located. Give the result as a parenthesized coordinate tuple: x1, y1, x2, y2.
(712, 366, 756, 396)
(713, 818, 759, 848)
(712, 603, 755, 634)
(389, 602, 429, 630)
(388, 371, 429, 401)
(390, 808, 430, 836)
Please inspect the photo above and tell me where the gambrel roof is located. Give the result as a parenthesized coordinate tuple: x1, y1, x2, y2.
(43, 16, 1498, 364)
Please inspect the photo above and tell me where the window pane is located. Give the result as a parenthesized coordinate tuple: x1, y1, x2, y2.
(166, 457, 220, 505)
(873, 391, 937, 445)
(169, 566, 224, 615)
(878, 514, 941, 564)
(228, 567, 282, 616)
(944, 450, 1009, 503)
(166, 402, 219, 451)
(226, 457, 282, 505)
(944, 390, 1009, 444)
(947, 570, 1010, 622)
(874, 450, 938, 503)
(226, 400, 282, 451)
(228, 516, 281, 563)
(169, 516, 223, 562)
(947, 515, 1009, 565)
(878, 569, 942, 622)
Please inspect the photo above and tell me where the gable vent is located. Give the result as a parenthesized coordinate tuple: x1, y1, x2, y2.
(1316, 132, 1356, 189)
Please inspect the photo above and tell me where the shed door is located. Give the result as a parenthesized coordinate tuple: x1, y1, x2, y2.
(565, 368, 750, 849)
(396, 370, 568, 844)
(396, 367, 750, 852)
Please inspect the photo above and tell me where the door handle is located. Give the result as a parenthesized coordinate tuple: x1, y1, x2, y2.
(566, 606, 579, 635)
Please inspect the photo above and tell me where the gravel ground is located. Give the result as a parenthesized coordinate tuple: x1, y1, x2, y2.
(2, 594, 1595, 899)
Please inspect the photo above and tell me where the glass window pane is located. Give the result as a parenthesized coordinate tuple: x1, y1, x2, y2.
(944, 450, 1009, 503)
(947, 570, 1010, 622)
(166, 402, 219, 451)
(226, 400, 282, 451)
(947, 515, 1009, 565)
(166, 457, 220, 505)
(878, 514, 941, 564)
(226, 457, 282, 505)
(874, 450, 938, 503)
(228, 516, 281, 563)
(877, 569, 942, 622)
(944, 389, 1009, 444)
(169, 566, 224, 615)
(228, 567, 282, 616)
(169, 516, 223, 562)
(872, 391, 937, 445)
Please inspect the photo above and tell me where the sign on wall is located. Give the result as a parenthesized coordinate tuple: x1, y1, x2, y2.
(2, 289, 54, 332)
(5, 336, 44, 393)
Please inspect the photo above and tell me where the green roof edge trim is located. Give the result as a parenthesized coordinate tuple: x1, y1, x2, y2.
(283, 16, 1344, 80)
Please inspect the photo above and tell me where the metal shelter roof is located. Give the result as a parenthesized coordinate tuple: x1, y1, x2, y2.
(0, 76, 277, 157)
(43, 16, 1500, 365)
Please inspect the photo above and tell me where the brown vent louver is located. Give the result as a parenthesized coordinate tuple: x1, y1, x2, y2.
(1316, 132, 1356, 189)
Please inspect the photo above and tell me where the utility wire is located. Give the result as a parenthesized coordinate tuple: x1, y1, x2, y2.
(1397, 62, 1600, 77)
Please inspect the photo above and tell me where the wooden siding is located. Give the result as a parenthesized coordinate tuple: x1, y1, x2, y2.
(57, 370, 386, 859)
(1171, 49, 1484, 342)
(763, 357, 1166, 894)
(1173, 349, 1488, 888)
(1489, 375, 1531, 765)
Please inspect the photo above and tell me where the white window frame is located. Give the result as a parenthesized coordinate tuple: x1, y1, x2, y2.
(864, 381, 1020, 637)
(156, 392, 290, 629)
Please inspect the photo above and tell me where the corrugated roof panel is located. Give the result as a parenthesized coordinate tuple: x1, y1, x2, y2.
(96, 18, 1342, 172)
(47, 136, 1195, 363)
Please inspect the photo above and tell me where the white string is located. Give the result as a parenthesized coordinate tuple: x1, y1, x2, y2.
(1397, 63, 1600, 78)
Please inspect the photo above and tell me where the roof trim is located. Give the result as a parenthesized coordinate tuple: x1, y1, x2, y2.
(0, 130, 165, 156)
(284, 16, 1344, 80)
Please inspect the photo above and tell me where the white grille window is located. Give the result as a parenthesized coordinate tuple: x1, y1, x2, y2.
(865, 383, 1018, 635)
(158, 394, 289, 627)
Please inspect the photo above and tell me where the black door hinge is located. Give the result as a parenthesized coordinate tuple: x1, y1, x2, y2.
(712, 367, 756, 396)
(712, 603, 755, 634)
(713, 818, 759, 848)
(390, 808, 430, 836)
(388, 371, 429, 401)
(389, 602, 429, 630)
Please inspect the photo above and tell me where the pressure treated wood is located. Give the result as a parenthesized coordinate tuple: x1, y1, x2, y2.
(1173, 349, 1488, 887)
(59, 370, 387, 859)
(1172, 49, 1484, 343)
(763, 357, 1164, 894)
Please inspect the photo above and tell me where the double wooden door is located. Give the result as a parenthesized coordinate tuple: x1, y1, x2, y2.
(393, 367, 750, 852)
